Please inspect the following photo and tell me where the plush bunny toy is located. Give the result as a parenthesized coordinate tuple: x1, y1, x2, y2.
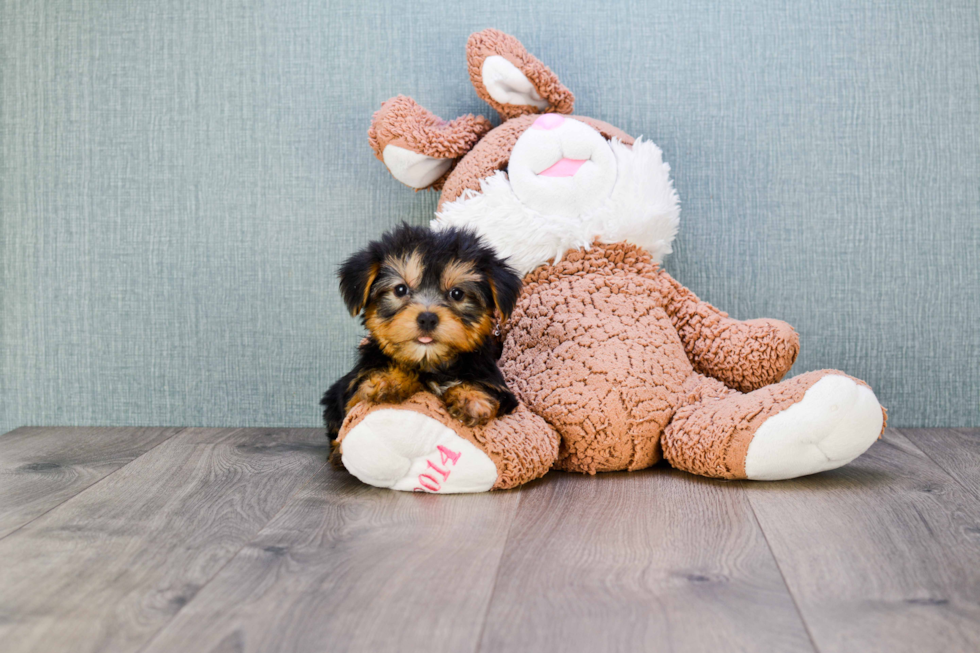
(336, 29, 886, 493)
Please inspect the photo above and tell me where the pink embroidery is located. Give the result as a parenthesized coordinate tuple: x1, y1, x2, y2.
(438, 445, 461, 466)
(415, 446, 462, 493)
(427, 459, 450, 481)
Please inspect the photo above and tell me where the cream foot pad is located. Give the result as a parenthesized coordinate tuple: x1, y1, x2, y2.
(341, 409, 498, 493)
(744, 375, 884, 480)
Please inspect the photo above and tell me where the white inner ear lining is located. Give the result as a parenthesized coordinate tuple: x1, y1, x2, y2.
(481, 56, 549, 109)
(382, 144, 453, 189)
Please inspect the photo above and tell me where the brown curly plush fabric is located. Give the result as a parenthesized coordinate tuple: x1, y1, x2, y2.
(367, 95, 493, 190)
(499, 242, 810, 475)
(658, 268, 800, 392)
(437, 114, 634, 210)
(466, 28, 574, 120)
(339, 391, 560, 490)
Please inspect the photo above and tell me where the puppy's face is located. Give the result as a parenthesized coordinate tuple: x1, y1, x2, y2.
(364, 252, 492, 367)
(338, 226, 522, 370)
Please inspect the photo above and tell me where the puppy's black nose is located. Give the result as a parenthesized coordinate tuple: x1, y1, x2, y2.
(416, 311, 439, 332)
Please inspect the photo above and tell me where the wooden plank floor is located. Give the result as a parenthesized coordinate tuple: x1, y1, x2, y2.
(0, 427, 977, 653)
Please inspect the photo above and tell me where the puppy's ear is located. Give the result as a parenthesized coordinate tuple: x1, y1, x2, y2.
(338, 248, 381, 316)
(467, 29, 574, 120)
(368, 95, 492, 190)
(486, 259, 522, 321)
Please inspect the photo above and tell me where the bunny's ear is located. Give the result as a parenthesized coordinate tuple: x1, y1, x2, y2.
(367, 96, 492, 191)
(467, 29, 574, 120)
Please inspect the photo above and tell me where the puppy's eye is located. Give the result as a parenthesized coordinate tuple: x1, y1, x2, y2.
(393, 284, 409, 298)
(449, 287, 465, 301)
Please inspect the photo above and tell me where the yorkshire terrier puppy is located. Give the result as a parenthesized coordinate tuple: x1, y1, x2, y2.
(321, 224, 523, 452)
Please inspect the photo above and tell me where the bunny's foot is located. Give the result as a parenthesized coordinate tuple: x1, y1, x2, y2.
(337, 393, 559, 493)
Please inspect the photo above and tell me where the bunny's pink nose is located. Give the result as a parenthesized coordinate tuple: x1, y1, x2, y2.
(531, 113, 565, 130)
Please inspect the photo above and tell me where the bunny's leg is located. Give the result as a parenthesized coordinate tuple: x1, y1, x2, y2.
(664, 371, 885, 480)
(336, 393, 559, 493)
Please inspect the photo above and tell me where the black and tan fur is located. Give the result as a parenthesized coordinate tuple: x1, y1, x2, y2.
(321, 224, 522, 451)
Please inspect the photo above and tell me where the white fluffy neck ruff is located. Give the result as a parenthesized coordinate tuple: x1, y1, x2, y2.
(433, 138, 680, 277)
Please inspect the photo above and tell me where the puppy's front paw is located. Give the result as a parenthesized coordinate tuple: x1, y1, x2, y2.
(348, 367, 422, 410)
(443, 383, 499, 427)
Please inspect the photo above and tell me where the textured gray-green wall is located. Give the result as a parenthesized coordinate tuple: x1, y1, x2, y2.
(2, 0, 979, 433)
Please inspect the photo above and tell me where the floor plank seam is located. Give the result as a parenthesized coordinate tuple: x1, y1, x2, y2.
(895, 429, 980, 502)
(132, 457, 330, 653)
(0, 427, 188, 544)
(741, 481, 821, 653)
(471, 487, 524, 653)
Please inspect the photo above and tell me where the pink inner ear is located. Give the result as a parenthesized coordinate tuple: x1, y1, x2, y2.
(538, 158, 587, 177)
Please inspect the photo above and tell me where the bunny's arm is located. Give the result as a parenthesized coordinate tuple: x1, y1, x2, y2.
(654, 269, 800, 392)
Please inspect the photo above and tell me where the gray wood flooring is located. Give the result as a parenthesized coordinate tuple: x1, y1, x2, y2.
(0, 426, 977, 653)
